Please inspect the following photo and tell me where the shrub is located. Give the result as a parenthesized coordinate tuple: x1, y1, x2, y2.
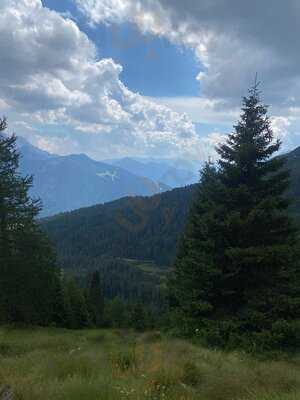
(181, 361, 201, 386)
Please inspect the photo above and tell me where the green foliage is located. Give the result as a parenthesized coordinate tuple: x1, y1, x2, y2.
(129, 303, 148, 332)
(64, 278, 90, 329)
(0, 120, 62, 325)
(102, 297, 157, 331)
(41, 185, 195, 267)
(87, 271, 104, 327)
(1, 327, 300, 400)
(171, 85, 300, 350)
(40, 143, 300, 333)
(111, 348, 138, 372)
(181, 361, 201, 386)
(104, 297, 128, 328)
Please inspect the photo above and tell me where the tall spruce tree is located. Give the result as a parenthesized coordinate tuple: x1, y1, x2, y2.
(171, 84, 300, 349)
(88, 271, 104, 327)
(65, 278, 90, 329)
(170, 162, 225, 335)
(0, 119, 62, 325)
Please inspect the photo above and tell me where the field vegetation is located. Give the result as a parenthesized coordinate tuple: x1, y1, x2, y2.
(1, 327, 300, 400)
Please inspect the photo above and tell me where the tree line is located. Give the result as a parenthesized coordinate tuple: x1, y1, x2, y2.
(1, 82, 300, 350)
(0, 121, 157, 330)
(41, 183, 194, 267)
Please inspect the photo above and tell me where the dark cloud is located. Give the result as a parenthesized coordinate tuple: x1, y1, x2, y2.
(77, 0, 300, 105)
(146, 0, 300, 104)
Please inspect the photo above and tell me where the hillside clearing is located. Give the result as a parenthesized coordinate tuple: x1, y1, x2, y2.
(0, 327, 300, 400)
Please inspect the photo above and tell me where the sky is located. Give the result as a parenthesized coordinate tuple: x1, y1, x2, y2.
(0, 0, 300, 161)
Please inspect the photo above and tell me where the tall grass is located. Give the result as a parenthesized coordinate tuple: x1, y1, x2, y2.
(0, 327, 300, 400)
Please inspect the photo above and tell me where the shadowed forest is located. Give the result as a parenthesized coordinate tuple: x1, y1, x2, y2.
(1, 86, 300, 398)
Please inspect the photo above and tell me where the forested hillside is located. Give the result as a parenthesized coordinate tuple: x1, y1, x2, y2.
(286, 145, 300, 218)
(42, 185, 196, 268)
(42, 145, 300, 274)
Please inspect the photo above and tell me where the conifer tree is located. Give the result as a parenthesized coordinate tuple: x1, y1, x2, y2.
(0, 119, 61, 325)
(171, 84, 300, 349)
(130, 303, 147, 331)
(88, 271, 104, 327)
(170, 162, 223, 332)
(105, 297, 127, 328)
(66, 278, 90, 329)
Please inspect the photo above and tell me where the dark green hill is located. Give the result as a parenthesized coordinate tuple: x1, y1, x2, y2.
(286, 146, 300, 218)
(42, 146, 300, 275)
(42, 184, 196, 269)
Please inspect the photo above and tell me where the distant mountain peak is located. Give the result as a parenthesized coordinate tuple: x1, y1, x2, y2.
(17, 139, 170, 216)
(17, 136, 53, 161)
(105, 156, 198, 188)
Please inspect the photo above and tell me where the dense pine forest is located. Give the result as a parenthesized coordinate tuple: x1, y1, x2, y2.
(0, 120, 155, 330)
(42, 146, 300, 272)
(1, 84, 300, 351)
(2, 0, 300, 398)
(42, 185, 195, 267)
(2, 83, 300, 400)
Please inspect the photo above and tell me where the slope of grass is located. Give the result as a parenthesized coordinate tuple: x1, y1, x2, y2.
(0, 327, 300, 400)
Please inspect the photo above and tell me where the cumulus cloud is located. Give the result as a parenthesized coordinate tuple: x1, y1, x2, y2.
(149, 97, 239, 125)
(34, 134, 82, 156)
(0, 0, 205, 160)
(76, 0, 300, 147)
(76, 0, 300, 103)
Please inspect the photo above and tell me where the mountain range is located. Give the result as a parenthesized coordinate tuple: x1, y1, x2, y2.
(17, 137, 197, 217)
(17, 137, 171, 217)
(105, 157, 199, 188)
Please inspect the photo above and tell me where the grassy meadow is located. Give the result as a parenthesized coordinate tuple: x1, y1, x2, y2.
(0, 327, 300, 400)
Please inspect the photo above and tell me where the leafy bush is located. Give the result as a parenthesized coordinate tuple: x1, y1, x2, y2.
(181, 361, 201, 386)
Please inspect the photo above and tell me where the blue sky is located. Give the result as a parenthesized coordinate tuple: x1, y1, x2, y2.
(0, 0, 299, 161)
(42, 0, 201, 98)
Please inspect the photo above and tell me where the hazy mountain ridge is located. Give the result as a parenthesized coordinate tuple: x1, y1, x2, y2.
(17, 138, 171, 217)
(105, 157, 199, 188)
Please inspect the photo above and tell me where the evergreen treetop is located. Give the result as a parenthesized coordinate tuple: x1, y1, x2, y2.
(171, 84, 300, 350)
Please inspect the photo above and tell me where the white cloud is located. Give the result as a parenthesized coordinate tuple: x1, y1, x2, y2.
(34, 134, 81, 156)
(203, 132, 226, 148)
(0, 98, 9, 111)
(76, 0, 300, 148)
(0, 0, 206, 160)
(76, 0, 133, 25)
(198, 131, 227, 162)
(149, 97, 239, 125)
(271, 117, 292, 140)
(75, 0, 300, 103)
